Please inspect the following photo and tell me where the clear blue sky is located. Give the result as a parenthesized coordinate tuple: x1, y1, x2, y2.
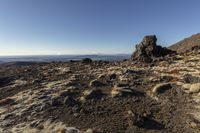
(0, 0, 200, 55)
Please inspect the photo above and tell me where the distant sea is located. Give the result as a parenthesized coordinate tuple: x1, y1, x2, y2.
(0, 54, 131, 63)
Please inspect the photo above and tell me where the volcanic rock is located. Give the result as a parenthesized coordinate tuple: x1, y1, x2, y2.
(180, 83, 200, 93)
(0, 98, 16, 106)
(131, 35, 175, 63)
(109, 73, 117, 80)
(51, 96, 63, 106)
(189, 83, 200, 93)
(84, 128, 101, 133)
(59, 90, 74, 97)
(63, 96, 78, 107)
(89, 80, 105, 87)
(81, 89, 104, 100)
(152, 83, 172, 94)
(111, 85, 134, 97)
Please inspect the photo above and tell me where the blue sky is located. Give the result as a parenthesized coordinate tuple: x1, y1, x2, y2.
(0, 0, 200, 55)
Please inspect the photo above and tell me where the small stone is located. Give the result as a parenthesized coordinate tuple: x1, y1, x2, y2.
(60, 90, 72, 97)
(29, 120, 40, 127)
(74, 113, 80, 118)
(152, 83, 172, 94)
(109, 73, 117, 80)
(1, 120, 14, 127)
(83, 89, 104, 99)
(40, 103, 50, 111)
(32, 79, 41, 84)
(0, 98, 16, 106)
(182, 84, 191, 89)
(60, 128, 67, 133)
(80, 97, 86, 102)
(116, 83, 129, 87)
(67, 86, 79, 90)
(98, 74, 106, 79)
(65, 81, 78, 87)
(176, 82, 184, 86)
(51, 97, 62, 106)
(37, 124, 44, 130)
(111, 86, 133, 98)
(119, 76, 130, 83)
(64, 96, 77, 107)
(189, 83, 200, 93)
(2, 113, 14, 120)
(38, 95, 48, 99)
(84, 129, 99, 133)
(190, 122, 197, 128)
(89, 80, 105, 87)
(66, 127, 81, 133)
(14, 79, 27, 86)
(84, 129, 94, 133)
(126, 110, 144, 127)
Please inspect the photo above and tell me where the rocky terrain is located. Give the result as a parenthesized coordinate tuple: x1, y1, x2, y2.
(1, 35, 200, 133)
(169, 33, 200, 53)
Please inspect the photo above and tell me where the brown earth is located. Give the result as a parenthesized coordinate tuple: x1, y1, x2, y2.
(169, 33, 200, 53)
(1, 51, 200, 133)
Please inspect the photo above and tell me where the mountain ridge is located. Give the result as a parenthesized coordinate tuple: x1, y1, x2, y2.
(169, 33, 200, 53)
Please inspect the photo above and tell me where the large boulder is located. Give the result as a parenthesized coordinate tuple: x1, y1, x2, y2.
(131, 35, 175, 63)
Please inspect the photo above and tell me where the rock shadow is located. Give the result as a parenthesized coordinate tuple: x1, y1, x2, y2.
(140, 117, 165, 130)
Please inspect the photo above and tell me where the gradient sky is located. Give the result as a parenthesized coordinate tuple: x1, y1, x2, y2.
(0, 0, 200, 55)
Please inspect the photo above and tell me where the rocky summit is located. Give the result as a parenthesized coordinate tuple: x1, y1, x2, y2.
(1, 35, 200, 133)
(131, 35, 175, 63)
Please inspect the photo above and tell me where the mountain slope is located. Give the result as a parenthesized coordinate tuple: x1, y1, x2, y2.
(169, 33, 200, 53)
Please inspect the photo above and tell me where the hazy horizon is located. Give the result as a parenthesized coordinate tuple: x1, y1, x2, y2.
(1, 0, 200, 56)
(0, 53, 132, 57)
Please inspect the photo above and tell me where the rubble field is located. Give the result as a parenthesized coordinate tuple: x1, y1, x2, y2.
(1, 36, 200, 133)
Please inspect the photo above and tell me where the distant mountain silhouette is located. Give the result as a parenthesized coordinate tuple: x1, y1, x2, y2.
(169, 33, 200, 53)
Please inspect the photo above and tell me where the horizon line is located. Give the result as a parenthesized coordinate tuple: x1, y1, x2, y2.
(0, 53, 132, 57)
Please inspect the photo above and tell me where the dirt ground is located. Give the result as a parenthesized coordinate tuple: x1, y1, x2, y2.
(0, 55, 199, 133)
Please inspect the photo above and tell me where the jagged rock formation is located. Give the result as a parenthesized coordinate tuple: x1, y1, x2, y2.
(131, 35, 175, 63)
(169, 33, 200, 53)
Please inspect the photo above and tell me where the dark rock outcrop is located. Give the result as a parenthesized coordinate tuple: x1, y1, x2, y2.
(131, 35, 175, 63)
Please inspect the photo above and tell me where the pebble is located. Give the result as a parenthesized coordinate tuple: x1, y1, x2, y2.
(82, 89, 104, 99)
(152, 83, 172, 94)
(51, 97, 63, 106)
(89, 80, 105, 87)
(111, 85, 133, 98)
(0, 98, 16, 106)
(189, 83, 200, 93)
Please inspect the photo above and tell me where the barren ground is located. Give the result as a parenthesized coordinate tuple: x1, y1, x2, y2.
(1, 51, 200, 133)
